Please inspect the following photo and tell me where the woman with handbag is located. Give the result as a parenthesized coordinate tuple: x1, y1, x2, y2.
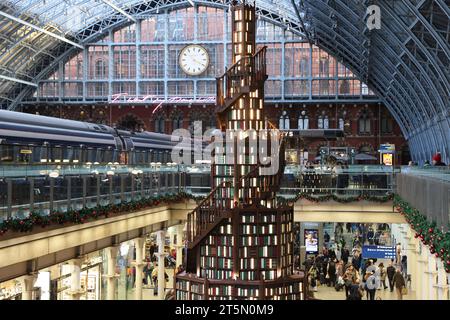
(392, 268, 406, 300)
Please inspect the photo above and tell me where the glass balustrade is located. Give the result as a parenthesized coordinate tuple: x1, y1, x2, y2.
(1, 163, 447, 221)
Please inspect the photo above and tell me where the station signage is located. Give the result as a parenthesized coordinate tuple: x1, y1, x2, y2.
(362, 245, 396, 259)
(379, 144, 395, 153)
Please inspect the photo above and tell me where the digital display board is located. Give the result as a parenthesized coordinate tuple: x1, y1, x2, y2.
(362, 245, 396, 259)
(304, 229, 318, 254)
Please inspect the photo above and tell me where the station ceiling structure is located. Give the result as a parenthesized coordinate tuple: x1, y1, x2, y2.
(0, 0, 448, 163)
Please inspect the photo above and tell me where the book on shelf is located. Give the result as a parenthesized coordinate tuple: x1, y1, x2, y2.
(259, 246, 277, 257)
(261, 270, 276, 280)
(240, 236, 258, 246)
(241, 224, 257, 234)
(217, 245, 233, 257)
(217, 257, 233, 269)
(239, 271, 256, 281)
(239, 258, 255, 269)
(241, 215, 255, 223)
(259, 235, 277, 245)
(260, 224, 275, 234)
(201, 256, 216, 268)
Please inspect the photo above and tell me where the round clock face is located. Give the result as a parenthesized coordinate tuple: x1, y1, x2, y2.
(179, 45, 209, 76)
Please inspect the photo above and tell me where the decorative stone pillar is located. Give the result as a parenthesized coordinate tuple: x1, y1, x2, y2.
(176, 224, 184, 269)
(407, 230, 417, 293)
(67, 258, 85, 300)
(435, 259, 449, 300)
(412, 237, 421, 299)
(426, 252, 438, 300)
(156, 230, 166, 300)
(103, 246, 119, 300)
(133, 237, 146, 300)
(19, 273, 38, 300)
(418, 244, 429, 300)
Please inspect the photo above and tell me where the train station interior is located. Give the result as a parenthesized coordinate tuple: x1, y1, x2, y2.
(0, 0, 449, 302)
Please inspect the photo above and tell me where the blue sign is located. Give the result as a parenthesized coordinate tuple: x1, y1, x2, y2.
(362, 245, 396, 259)
(379, 144, 395, 153)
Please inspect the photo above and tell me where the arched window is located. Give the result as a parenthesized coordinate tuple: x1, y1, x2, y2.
(358, 111, 371, 134)
(300, 57, 309, 77)
(155, 116, 165, 133)
(95, 60, 106, 79)
(319, 57, 329, 76)
(172, 116, 183, 130)
(298, 110, 309, 130)
(338, 118, 345, 130)
(318, 113, 329, 129)
(339, 80, 350, 95)
(381, 115, 393, 134)
(279, 111, 289, 129)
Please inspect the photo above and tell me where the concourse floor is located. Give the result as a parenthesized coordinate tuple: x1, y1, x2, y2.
(126, 268, 176, 300)
(313, 283, 417, 300)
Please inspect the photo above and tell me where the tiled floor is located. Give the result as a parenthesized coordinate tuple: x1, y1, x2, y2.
(128, 268, 176, 300)
(313, 283, 417, 300)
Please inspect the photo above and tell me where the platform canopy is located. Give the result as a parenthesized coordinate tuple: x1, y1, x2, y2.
(0, 0, 448, 163)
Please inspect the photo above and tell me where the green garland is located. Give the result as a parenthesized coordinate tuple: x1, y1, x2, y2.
(0, 192, 203, 236)
(277, 192, 394, 205)
(394, 195, 450, 273)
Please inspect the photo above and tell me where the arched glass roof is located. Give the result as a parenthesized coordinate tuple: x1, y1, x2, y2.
(0, 0, 448, 163)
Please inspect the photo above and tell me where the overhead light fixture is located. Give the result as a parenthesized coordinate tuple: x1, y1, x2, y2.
(49, 171, 59, 178)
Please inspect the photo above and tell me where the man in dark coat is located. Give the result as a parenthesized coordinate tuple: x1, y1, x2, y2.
(386, 260, 396, 292)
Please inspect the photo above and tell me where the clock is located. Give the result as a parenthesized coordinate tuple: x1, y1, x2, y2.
(179, 45, 209, 76)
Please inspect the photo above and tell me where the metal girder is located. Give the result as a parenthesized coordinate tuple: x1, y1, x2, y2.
(0, 74, 37, 87)
(0, 10, 84, 49)
(289, 0, 312, 44)
(100, 0, 137, 22)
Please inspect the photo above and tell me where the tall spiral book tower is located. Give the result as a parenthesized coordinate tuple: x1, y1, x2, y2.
(175, 0, 306, 300)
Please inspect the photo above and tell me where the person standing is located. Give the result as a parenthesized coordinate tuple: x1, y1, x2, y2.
(365, 270, 378, 300)
(343, 265, 357, 298)
(327, 258, 337, 287)
(432, 152, 446, 166)
(152, 263, 159, 296)
(396, 243, 402, 265)
(386, 261, 396, 292)
(378, 263, 387, 289)
(324, 231, 330, 245)
(341, 247, 349, 265)
(392, 268, 406, 300)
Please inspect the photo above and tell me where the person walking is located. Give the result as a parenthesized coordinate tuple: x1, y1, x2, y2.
(308, 263, 319, 292)
(392, 268, 406, 300)
(347, 279, 363, 300)
(341, 247, 349, 265)
(327, 258, 337, 287)
(151, 264, 159, 296)
(386, 261, 396, 292)
(343, 265, 357, 299)
(365, 270, 377, 300)
(378, 263, 387, 289)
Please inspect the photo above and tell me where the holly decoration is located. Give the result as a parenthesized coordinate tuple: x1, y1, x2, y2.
(394, 195, 450, 273)
(0, 192, 204, 235)
(277, 192, 394, 205)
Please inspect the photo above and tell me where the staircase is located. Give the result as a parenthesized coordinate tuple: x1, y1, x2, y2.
(216, 46, 267, 117)
(186, 134, 286, 251)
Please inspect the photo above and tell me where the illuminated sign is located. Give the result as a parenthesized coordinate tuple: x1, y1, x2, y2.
(379, 144, 395, 153)
(109, 94, 216, 105)
(304, 229, 318, 254)
(382, 153, 393, 166)
(362, 245, 396, 259)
